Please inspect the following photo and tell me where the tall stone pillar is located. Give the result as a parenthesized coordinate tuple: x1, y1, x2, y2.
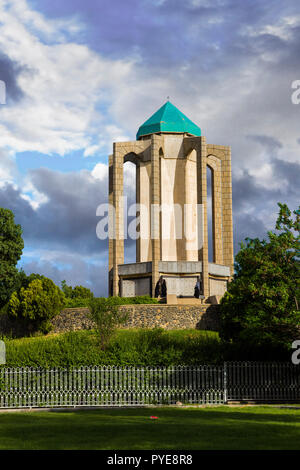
(136, 161, 141, 263)
(112, 143, 124, 296)
(108, 154, 114, 295)
(207, 155, 223, 265)
(221, 148, 234, 275)
(196, 137, 209, 298)
(151, 134, 161, 297)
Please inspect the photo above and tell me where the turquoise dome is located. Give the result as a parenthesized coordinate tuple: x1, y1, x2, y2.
(136, 101, 201, 140)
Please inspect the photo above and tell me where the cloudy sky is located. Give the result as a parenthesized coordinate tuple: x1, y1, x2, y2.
(0, 0, 299, 295)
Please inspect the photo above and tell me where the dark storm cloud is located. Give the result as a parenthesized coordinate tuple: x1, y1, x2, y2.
(231, 171, 278, 251)
(247, 135, 283, 153)
(233, 157, 300, 214)
(2, 0, 299, 295)
(0, 167, 136, 260)
(21, 258, 108, 296)
(232, 155, 300, 251)
(28, 0, 277, 68)
(0, 155, 297, 295)
(0, 168, 110, 295)
(272, 158, 300, 196)
(0, 165, 135, 296)
(0, 52, 24, 103)
(233, 212, 269, 253)
(33, 168, 106, 255)
(0, 183, 36, 220)
(0, 168, 106, 256)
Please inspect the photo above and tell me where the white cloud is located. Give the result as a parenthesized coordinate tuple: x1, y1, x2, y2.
(20, 179, 49, 209)
(91, 161, 135, 192)
(84, 145, 100, 157)
(1, 0, 84, 41)
(0, 0, 137, 155)
(0, 0, 299, 210)
(247, 16, 300, 41)
(91, 162, 108, 181)
(0, 149, 17, 186)
(248, 163, 283, 191)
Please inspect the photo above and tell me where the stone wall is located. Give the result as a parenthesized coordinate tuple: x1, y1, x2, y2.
(0, 304, 221, 337)
(50, 304, 221, 334)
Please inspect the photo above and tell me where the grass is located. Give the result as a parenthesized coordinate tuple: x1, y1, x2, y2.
(2, 328, 221, 367)
(0, 406, 299, 450)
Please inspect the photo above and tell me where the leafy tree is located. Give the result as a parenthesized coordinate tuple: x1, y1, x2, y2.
(61, 280, 93, 299)
(71, 285, 94, 299)
(220, 203, 300, 356)
(0, 208, 24, 309)
(89, 297, 129, 350)
(8, 275, 65, 334)
(61, 280, 73, 298)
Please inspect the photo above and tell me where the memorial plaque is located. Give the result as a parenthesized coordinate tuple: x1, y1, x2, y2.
(165, 276, 197, 296)
(122, 280, 135, 297)
(122, 278, 151, 297)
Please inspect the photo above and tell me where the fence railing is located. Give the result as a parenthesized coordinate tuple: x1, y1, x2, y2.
(0, 366, 224, 408)
(226, 362, 300, 402)
(0, 363, 299, 408)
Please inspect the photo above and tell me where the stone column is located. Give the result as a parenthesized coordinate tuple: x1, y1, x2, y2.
(112, 143, 124, 296)
(207, 155, 223, 265)
(150, 134, 161, 297)
(108, 154, 114, 295)
(136, 161, 141, 263)
(196, 137, 209, 298)
(220, 148, 234, 275)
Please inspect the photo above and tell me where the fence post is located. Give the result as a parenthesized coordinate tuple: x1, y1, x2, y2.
(223, 362, 228, 404)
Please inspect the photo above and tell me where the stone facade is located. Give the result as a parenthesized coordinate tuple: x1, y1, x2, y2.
(109, 134, 233, 299)
(108, 103, 234, 303)
(50, 304, 221, 334)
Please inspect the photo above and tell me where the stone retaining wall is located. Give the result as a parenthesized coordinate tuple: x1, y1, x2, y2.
(0, 304, 221, 337)
(51, 304, 221, 333)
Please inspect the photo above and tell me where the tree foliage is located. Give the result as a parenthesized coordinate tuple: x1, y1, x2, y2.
(61, 280, 94, 299)
(0, 208, 24, 309)
(89, 297, 129, 350)
(220, 203, 300, 354)
(8, 275, 65, 334)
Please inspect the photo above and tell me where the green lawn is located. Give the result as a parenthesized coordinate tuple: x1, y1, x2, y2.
(0, 406, 299, 450)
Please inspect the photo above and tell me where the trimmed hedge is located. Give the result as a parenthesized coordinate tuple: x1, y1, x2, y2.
(1, 329, 221, 368)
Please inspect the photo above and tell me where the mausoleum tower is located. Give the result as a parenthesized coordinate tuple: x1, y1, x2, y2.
(108, 101, 234, 304)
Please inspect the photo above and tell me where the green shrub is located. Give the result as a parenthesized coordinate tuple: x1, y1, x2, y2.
(8, 276, 65, 334)
(89, 297, 129, 350)
(72, 285, 94, 299)
(64, 297, 92, 308)
(220, 203, 300, 357)
(61, 281, 94, 300)
(1, 329, 222, 368)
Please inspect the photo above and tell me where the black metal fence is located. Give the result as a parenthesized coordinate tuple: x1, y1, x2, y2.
(0, 362, 299, 408)
(225, 362, 300, 402)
